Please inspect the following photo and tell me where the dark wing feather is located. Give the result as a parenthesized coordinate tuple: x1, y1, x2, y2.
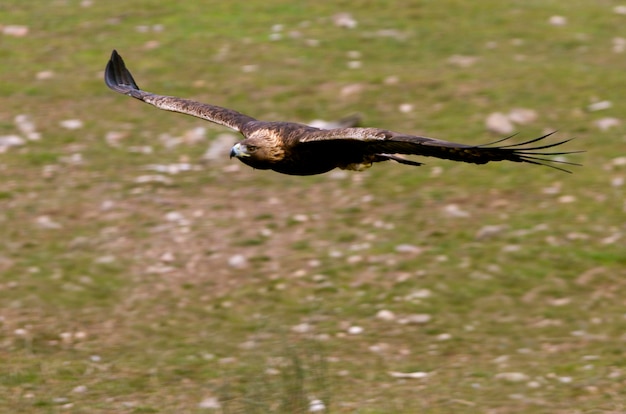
(300, 128, 581, 172)
(104, 50, 256, 132)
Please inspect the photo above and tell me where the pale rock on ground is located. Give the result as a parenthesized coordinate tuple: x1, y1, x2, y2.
(197, 397, 221, 410)
(2, 25, 29, 37)
(595, 117, 621, 131)
(59, 119, 84, 130)
(612, 37, 626, 53)
(485, 112, 515, 135)
(202, 133, 239, 162)
(389, 371, 429, 379)
(333, 13, 357, 29)
(485, 108, 538, 135)
(447, 54, 479, 68)
(548, 15, 567, 26)
(495, 372, 529, 382)
(587, 100, 612, 111)
(0, 135, 25, 152)
(309, 399, 326, 412)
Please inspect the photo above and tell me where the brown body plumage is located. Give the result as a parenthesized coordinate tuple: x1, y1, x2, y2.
(105, 50, 580, 175)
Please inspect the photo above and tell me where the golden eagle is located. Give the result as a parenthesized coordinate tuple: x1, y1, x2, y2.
(105, 50, 579, 176)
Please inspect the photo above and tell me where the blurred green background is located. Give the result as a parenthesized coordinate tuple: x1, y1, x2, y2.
(1, 1, 624, 412)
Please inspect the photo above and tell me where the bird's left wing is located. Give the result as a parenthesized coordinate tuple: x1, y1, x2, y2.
(105, 50, 257, 132)
(300, 127, 581, 172)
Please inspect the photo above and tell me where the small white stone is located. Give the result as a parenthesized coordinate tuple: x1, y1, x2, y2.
(447, 54, 478, 68)
(14, 328, 28, 336)
(613, 37, 626, 53)
(340, 83, 365, 97)
(613, 156, 626, 166)
(59, 119, 84, 130)
(601, 233, 622, 245)
(305, 39, 320, 47)
(333, 12, 357, 29)
(0, 135, 25, 150)
(15, 115, 40, 141)
(558, 195, 576, 203)
(144, 40, 160, 50)
(164, 211, 185, 222)
(347, 325, 364, 335)
(36, 70, 55, 80)
(74, 331, 87, 340)
(398, 314, 432, 325)
(476, 224, 507, 239)
(486, 112, 515, 134)
(384, 75, 400, 85)
(203, 133, 238, 161)
(182, 126, 206, 144)
(443, 204, 470, 218)
(72, 385, 87, 393)
(594, 117, 621, 131)
(405, 289, 432, 300)
(227, 254, 248, 269)
(160, 252, 175, 262)
(198, 397, 221, 409)
(135, 174, 173, 184)
(376, 309, 396, 321)
(36, 215, 62, 229)
(398, 103, 414, 113)
(495, 372, 529, 382)
(291, 323, 312, 333)
(550, 297, 571, 306)
(241, 64, 258, 73)
(3, 25, 29, 37)
(394, 244, 423, 254)
(615, 5, 626, 14)
(309, 399, 326, 412)
(507, 108, 537, 125)
(389, 371, 429, 379)
(587, 100, 612, 111)
(549, 15, 567, 26)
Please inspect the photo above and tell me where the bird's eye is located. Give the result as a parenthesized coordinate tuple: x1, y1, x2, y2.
(246, 145, 257, 153)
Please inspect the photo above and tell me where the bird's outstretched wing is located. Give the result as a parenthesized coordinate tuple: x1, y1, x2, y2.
(300, 128, 581, 172)
(104, 50, 257, 132)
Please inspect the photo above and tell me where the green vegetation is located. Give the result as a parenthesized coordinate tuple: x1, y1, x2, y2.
(1, 1, 624, 412)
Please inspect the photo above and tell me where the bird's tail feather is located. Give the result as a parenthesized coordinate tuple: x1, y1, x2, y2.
(478, 133, 583, 173)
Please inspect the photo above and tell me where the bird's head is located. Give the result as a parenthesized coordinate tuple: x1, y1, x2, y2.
(229, 133, 285, 170)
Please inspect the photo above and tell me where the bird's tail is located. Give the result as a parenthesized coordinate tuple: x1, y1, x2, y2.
(104, 50, 143, 98)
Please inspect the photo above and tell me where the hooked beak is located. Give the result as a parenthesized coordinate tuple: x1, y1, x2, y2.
(230, 142, 241, 159)
(230, 142, 250, 159)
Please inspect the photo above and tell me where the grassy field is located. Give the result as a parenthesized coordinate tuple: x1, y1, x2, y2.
(1, 1, 625, 412)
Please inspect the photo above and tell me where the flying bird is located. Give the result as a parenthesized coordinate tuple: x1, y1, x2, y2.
(104, 50, 579, 176)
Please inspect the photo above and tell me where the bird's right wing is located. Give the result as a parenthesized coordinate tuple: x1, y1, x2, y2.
(301, 127, 581, 172)
(104, 50, 257, 132)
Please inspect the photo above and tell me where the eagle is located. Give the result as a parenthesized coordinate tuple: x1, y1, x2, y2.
(105, 50, 579, 176)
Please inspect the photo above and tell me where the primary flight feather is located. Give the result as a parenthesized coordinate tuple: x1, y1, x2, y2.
(105, 50, 580, 176)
